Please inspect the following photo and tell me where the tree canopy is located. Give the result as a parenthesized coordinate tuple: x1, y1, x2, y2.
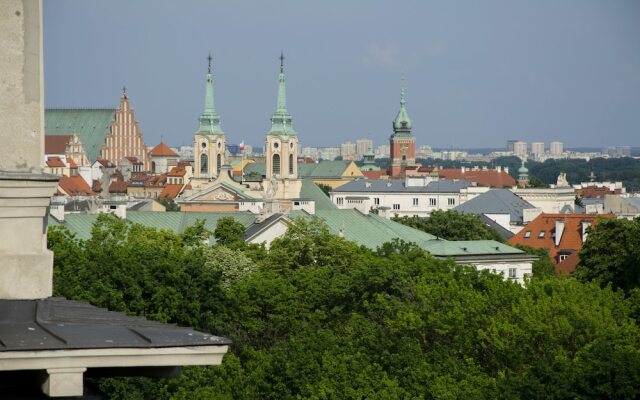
(393, 210, 504, 242)
(48, 214, 640, 399)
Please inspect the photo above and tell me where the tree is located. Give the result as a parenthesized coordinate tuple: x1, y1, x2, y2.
(576, 218, 640, 293)
(528, 176, 548, 188)
(158, 197, 180, 211)
(214, 217, 246, 246)
(514, 245, 556, 277)
(393, 210, 504, 242)
(316, 183, 332, 197)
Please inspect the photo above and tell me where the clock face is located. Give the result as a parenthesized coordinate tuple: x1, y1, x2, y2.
(400, 145, 408, 154)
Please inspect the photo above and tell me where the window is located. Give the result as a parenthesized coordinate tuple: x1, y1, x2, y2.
(374, 197, 380, 205)
(217, 154, 222, 175)
(447, 198, 455, 206)
(538, 231, 545, 238)
(336, 197, 344, 205)
(508, 268, 517, 279)
(393, 204, 400, 210)
(429, 198, 436, 206)
(272, 154, 281, 176)
(200, 153, 208, 173)
(559, 254, 569, 262)
(289, 154, 294, 174)
(524, 231, 531, 238)
(412, 198, 419, 206)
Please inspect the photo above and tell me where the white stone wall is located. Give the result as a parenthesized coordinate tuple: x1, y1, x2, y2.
(472, 261, 533, 285)
(330, 191, 468, 217)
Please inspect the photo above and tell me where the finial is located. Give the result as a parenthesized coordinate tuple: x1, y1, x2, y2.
(400, 74, 406, 105)
(207, 52, 212, 73)
(279, 51, 285, 73)
(122, 86, 127, 97)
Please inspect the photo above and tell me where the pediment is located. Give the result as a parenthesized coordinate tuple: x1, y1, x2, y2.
(191, 186, 239, 202)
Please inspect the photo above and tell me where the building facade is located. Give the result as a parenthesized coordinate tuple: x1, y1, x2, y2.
(193, 57, 226, 184)
(101, 92, 150, 170)
(549, 141, 564, 156)
(388, 87, 416, 177)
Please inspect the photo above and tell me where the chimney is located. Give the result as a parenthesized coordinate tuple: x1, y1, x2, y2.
(505, 167, 509, 174)
(461, 166, 465, 173)
(581, 221, 592, 243)
(555, 219, 565, 247)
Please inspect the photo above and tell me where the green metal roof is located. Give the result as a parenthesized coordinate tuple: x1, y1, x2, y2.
(299, 179, 337, 210)
(45, 109, 116, 162)
(48, 211, 257, 241)
(421, 240, 526, 257)
(298, 160, 353, 178)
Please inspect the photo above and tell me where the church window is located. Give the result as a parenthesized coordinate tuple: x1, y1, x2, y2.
(201, 141, 207, 149)
(402, 155, 407, 161)
(272, 154, 281, 176)
(289, 154, 294, 174)
(290, 142, 294, 149)
(200, 154, 208, 173)
(217, 154, 222, 175)
(274, 142, 280, 149)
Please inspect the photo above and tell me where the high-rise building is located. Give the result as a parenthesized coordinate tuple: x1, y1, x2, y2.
(603, 146, 631, 158)
(319, 147, 340, 160)
(376, 144, 390, 158)
(550, 141, 564, 157)
(341, 142, 356, 160)
(301, 146, 319, 159)
(193, 55, 226, 181)
(388, 86, 416, 177)
(356, 138, 373, 160)
(513, 141, 527, 158)
(531, 142, 545, 156)
(506, 140, 519, 153)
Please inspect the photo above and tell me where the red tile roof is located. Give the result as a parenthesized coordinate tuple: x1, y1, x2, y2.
(125, 157, 143, 165)
(109, 180, 128, 194)
(150, 142, 178, 157)
(362, 170, 387, 180)
(95, 158, 116, 168)
(159, 184, 184, 199)
(508, 213, 615, 267)
(58, 176, 95, 196)
(167, 165, 186, 177)
(556, 251, 581, 275)
(66, 157, 78, 169)
(438, 168, 516, 188)
(576, 186, 622, 198)
(46, 156, 66, 168)
(92, 179, 102, 193)
(45, 135, 72, 155)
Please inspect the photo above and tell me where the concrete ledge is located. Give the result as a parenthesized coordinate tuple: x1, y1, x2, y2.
(0, 253, 53, 299)
(40, 367, 86, 397)
(0, 345, 229, 371)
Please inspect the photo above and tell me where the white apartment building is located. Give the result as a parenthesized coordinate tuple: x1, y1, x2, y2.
(530, 142, 545, 157)
(340, 142, 357, 160)
(513, 141, 528, 158)
(330, 177, 485, 218)
(356, 138, 373, 160)
(549, 141, 564, 156)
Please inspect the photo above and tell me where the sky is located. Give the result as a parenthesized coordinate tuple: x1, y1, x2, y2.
(44, 0, 640, 149)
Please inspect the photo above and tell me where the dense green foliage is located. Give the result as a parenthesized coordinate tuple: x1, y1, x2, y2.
(213, 217, 246, 246)
(576, 218, 640, 294)
(49, 214, 640, 399)
(316, 183, 332, 197)
(158, 197, 181, 211)
(393, 210, 504, 242)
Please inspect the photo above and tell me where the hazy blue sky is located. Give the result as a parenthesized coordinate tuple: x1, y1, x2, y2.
(44, 1, 640, 149)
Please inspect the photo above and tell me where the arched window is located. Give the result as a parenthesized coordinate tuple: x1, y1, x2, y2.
(151, 161, 156, 173)
(402, 155, 407, 161)
(217, 154, 222, 175)
(272, 154, 280, 176)
(200, 153, 208, 173)
(289, 154, 294, 175)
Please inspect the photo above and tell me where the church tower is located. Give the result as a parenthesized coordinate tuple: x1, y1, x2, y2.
(388, 86, 416, 177)
(265, 53, 298, 180)
(194, 54, 226, 181)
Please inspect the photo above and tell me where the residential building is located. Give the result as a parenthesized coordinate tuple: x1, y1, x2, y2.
(530, 142, 544, 157)
(149, 141, 180, 174)
(341, 141, 356, 160)
(512, 141, 527, 158)
(416, 145, 433, 158)
(44, 134, 90, 167)
(574, 181, 625, 198)
(375, 144, 390, 158)
(454, 189, 541, 237)
(549, 141, 563, 157)
(506, 140, 519, 153)
(330, 178, 472, 217)
(388, 87, 417, 177)
(508, 213, 614, 273)
(318, 147, 341, 160)
(356, 138, 373, 160)
(603, 195, 640, 219)
(602, 146, 631, 158)
(512, 173, 576, 213)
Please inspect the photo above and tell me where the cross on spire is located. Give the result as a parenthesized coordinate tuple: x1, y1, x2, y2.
(207, 52, 212, 73)
(122, 86, 127, 98)
(279, 52, 285, 72)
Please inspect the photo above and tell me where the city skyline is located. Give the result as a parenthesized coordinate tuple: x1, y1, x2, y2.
(44, 1, 640, 148)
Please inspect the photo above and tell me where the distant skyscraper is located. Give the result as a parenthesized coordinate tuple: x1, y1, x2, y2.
(341, 141, 356, 160)
(513, 141, 527, 158)
(550, 141, 563, 156)
(531, 142, 545, 156)
(506, 139, 519, 153)
(319, 147, 340, 160)
(376, 144, 390, 158)
(356, 138, 373, 160)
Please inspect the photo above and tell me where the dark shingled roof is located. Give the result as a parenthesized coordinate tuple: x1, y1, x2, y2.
(332, 179, 471, 193)
(0, 298, 230, 352)
(454, 189, 535, 224)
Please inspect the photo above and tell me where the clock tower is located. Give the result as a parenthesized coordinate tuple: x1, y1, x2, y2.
(389, 86, 416, 177)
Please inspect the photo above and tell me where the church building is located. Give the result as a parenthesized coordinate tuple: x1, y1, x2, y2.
(192, 55, 226, 186)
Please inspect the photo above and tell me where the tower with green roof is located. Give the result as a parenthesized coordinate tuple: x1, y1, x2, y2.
(517, 158, 529, 187)
(265, 53, 299, 181)
(194, 54, 226, 181)
(388, 85, 416, 177)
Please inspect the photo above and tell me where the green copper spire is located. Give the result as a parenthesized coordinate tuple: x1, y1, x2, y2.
(198, 53, 223, 135)
(269, 52, 295, 136)
(393, 85, 413, 132)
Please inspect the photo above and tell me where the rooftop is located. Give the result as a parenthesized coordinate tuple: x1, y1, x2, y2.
(332, 179, 471, 193)
(454, 189, 536, 224)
